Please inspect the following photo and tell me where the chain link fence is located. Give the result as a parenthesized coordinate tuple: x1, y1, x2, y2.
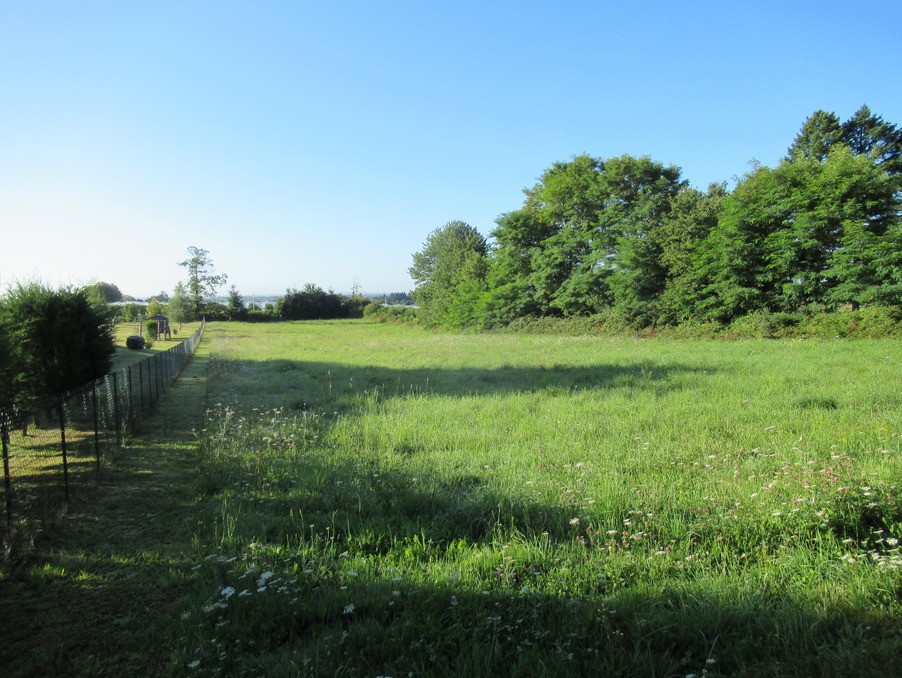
(0, 321, 205, 537)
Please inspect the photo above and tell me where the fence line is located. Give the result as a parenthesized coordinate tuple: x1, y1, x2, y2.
(0, 320, 205, 533)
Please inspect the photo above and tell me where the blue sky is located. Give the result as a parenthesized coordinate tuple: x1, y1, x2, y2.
(2, 1, 900, 298)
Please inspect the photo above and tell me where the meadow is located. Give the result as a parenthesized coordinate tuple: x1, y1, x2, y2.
(173, 321, 900, 676)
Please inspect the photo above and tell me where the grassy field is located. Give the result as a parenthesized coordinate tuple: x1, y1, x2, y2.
(110, 320, 202, 370)
(179, 322, 900, 676)
(3, 320, 901, 676)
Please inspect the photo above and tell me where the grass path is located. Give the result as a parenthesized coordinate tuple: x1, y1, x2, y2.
(0, 338, 211, 676)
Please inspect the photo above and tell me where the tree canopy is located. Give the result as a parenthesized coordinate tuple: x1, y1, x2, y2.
(409, 221, 488, 327)
(85, 281, 123, 304)
(411, 106, 902, 330)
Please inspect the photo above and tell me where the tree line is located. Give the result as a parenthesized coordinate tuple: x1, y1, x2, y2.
(410, 105, 902, 329)
(116, 247, 382, 324)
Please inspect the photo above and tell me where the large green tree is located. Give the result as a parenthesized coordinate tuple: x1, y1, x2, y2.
(842, 104, 902, 181)
(0, 304, 22, 414)
(85, 281, 123, 304)
(697, 146, 901, 319)
(179, 246, 227, 319)
(409, 221, 488, 327)
(488, 154, 683, 323)
(601, 155, 684, 323)
(655, 183, 727, 324)
(788, 105, 902, 184)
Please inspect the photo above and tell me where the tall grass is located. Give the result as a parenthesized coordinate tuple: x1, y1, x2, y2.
(176, 321, 901, 676)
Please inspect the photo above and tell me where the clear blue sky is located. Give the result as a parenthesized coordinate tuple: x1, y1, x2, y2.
(2, 1, 900, 298)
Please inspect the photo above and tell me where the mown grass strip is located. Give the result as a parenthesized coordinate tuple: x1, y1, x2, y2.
(0, 336, 211, 676)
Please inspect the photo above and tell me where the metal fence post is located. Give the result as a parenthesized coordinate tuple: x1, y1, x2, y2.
(112, 371, 121, 447)
(2, 415, 11, 527)
(126, 365, 134, 430)
(139, 360, 145, 414)
(58, 398, 70, 503)
(92, 382, 101, 473)
(156, 355, 162, 402)
(151, 356, 157, 405)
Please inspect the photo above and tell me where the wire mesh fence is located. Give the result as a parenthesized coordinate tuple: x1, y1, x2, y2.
(0, 320, 205, 535)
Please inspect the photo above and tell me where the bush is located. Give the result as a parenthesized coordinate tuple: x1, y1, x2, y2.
(362, 303, 419, 324)
(723, 311, 801, 339)
(0, 282, 115, 408)
(796, 306, 902, 338)
(362, 302, 383, 318)
(126, 335, 146, 350)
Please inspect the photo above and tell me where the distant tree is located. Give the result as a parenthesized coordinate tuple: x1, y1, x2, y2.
(204, 302, 230, 321)
(0, 283, 115, 408)
(226, 285, 247, 320)
(168, 281, 192, 328)
(278, 284, 348, 320)
(178, 246, 227, 319)
(120, 303, 145, 322)
(85, 281, 123, 303)
(383, 291, 414, 305)
(409, 220, 488, 326)
(145, 297, 165, 318)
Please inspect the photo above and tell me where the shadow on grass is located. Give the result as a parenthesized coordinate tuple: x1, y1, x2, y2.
(190, 414, 901, 675)
(183, 355, 902, 674)
(178, 574, 898, 676)
(208, 356, 714, 415)
(187, 442, 900, 676)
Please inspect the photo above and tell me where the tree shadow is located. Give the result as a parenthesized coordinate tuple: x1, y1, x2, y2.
(187, 353, 902, 673)
(192, 442, 897, 677)
(210, 356, 714, 415)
